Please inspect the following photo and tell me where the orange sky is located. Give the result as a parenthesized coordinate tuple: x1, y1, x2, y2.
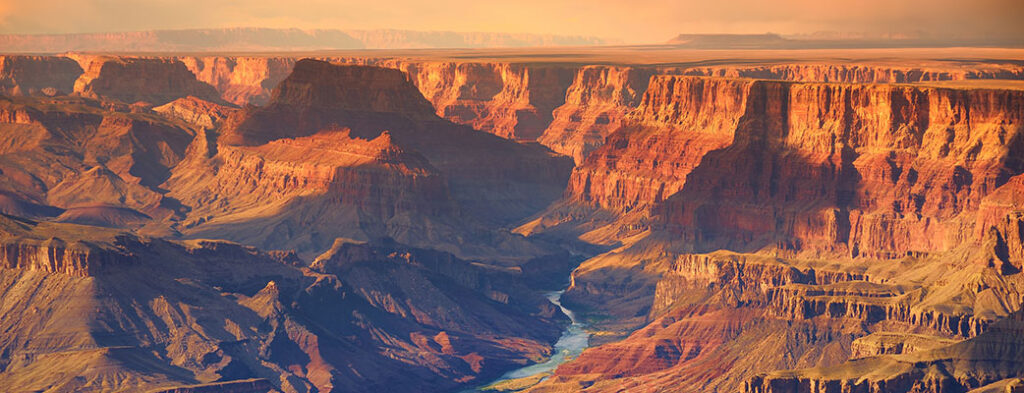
(0, 0, 1022, 43)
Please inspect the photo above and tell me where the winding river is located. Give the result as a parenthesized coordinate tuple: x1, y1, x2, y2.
(464, 290, 590, 391)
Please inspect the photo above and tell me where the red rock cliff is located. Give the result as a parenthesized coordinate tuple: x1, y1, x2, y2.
(0, 56, 83, 96)
(559, 76, 1024, 259)
(179, 56, 296, 106)
(70, 56, 222, 106)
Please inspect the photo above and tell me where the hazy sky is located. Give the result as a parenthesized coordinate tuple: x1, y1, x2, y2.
(0, 0, 1022, 43)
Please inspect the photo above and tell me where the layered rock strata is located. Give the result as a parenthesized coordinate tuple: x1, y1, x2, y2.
(168, 59, 572, 258)
(0, 217, 565, 393)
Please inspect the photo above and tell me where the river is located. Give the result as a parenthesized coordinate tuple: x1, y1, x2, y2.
(462, 289, 590, 391)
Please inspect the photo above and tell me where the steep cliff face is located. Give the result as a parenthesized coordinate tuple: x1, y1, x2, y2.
(742, 312, 1024, 393)
(170, 60, 571, 258)
(566, 76, 755, 215)
(330, 59, 579, 141)
(179, 56, 296, 106)
(0, 56, 83, 96)
(0, 236, 130, 277)
(70, 56, 223, 106)
(653, 79, 1024, 258)
(523, 77, 1024, 393)
(537, 66, 656, 163)
(547, 76, 1024, 258)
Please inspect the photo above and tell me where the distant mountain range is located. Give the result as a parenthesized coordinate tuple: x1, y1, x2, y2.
(0, 27, 608, 53)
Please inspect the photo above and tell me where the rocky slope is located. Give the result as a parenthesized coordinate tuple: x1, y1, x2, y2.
(515, 76, 1024, 393)
(167, 59, 572, 259)
(0, 95, 195, 229)
(0, 215, 565, 393)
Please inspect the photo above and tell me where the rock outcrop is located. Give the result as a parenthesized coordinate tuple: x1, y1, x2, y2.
(153, 96, 238, 129)
(0, 225, 134, 277)
(70, 56, 223, 106)
(537, 66, 656, 163)
(0, 96, 194, 225)
(0, 217, 566, 393)
(742, 312, 1024, 393)
(0, 55, 82, 96)
(524, 76, 1024, 393)
(179, 56, 296, 106)
(169, 59, 571, 258)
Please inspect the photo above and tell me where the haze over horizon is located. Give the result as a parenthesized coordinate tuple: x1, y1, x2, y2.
(0, 0, 1022, 44)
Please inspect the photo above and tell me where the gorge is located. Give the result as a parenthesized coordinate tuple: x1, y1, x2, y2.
(0, 46, 1022, 393)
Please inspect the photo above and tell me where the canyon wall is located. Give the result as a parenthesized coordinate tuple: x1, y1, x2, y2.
(0, 56, 82, 96)
(4, 54, 1023, 167)
(69, 56, 223, 105)
(0, 216, 565, 393)
(525, 74, 1024, 393)
(553, 76, 1024, 258)
(0, 237, 132, 277)
(167, 60, 572, 258)
(179, 56, 295, 106)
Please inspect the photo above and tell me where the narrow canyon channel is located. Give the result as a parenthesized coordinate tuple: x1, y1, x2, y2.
(463, 290, 591, 392)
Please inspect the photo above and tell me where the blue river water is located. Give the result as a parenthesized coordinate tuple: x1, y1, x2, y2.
(462, 289, 590, 391)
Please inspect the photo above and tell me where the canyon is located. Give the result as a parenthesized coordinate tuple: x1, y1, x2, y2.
(0, 46, 1022, 393)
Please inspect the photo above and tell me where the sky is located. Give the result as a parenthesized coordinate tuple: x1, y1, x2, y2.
(0, 0, 1022, 44)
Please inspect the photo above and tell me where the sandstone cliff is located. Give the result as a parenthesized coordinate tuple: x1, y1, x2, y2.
(522, 77, 1024, 393)
(535, 76, 1024, 256)
(70, 56, 223, 106)
(179, 56, 296, 106)
(537, 66, 656, 163)
(170, 59, 571, 259)
(0, 55, 82, 96)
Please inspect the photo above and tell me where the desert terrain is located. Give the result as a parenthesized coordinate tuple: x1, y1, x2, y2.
(0, 41, 1022, 393)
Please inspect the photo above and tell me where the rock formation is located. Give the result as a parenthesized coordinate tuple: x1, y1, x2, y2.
(520, 75, 1024, 392)
(0, 55, 82, 96)
(0, 216, 564, 393)
(0, 95, 195, 228)
(0, 49, 1023, 393)
(179, 56, 296, 106)
(168, 59, 572, 258)
(70, 56, 223, 106)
